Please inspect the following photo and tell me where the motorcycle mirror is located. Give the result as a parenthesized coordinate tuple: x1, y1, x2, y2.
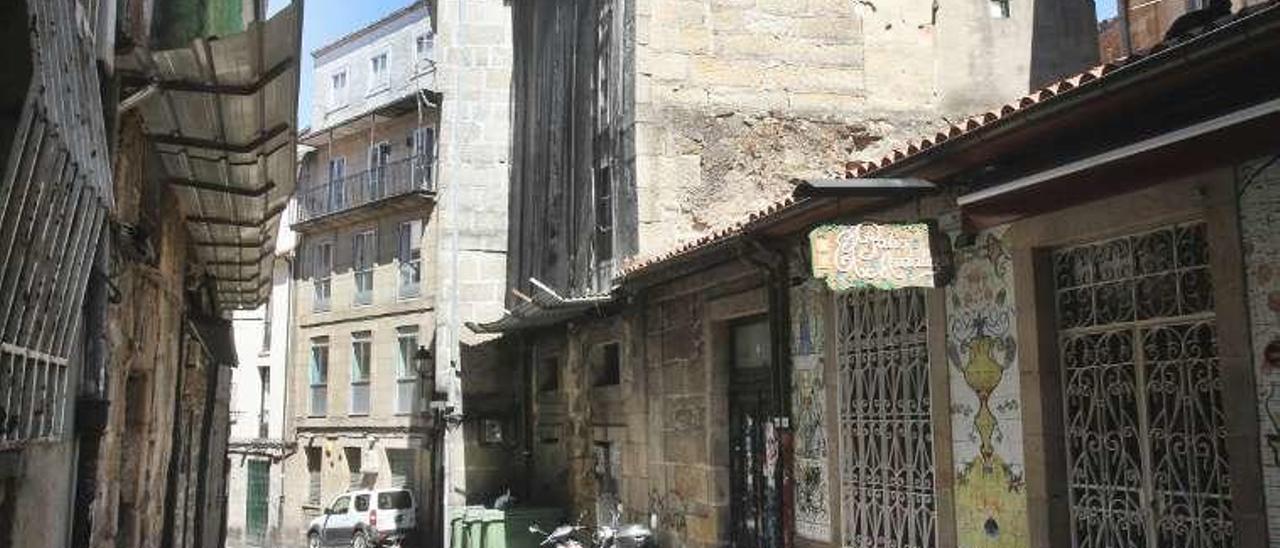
(528, 524, 544, 535)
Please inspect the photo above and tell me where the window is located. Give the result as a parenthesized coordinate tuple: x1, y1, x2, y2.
(397, 220, 423, 298)
(306, 447, 322, 505)
(594, 166, 613, 268)
(369, 52, 389, 92)
(396, 327, 420, 415)
(593, 0, 615, 278)
(328, 156, 346, 210)
(260, 298, 272, 354)
(329, 69, 348, 109)
(367, 142, 390, 198)
(330, 496, 349, 515)
(387, 451, 415, 487)
(311, 241, 333, 312)
(538, 355, 559, 393)
(988, 0, 1010, 18)
(345, 447, 363, 488)
(592, 343, 621, 387)
(415, 34, 431, 59)
(411, 127, 435, 188)
(350, 332, 372, 416)
(379, 489, 414, 509)
(353, 231, 375, 306)
(353, 494, 370, 512)
(308, 338, 329, 417)
(257, 366, 270, 438)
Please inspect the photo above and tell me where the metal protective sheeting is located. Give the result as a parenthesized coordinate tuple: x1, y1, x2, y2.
(465, 278, 612, 334)
(121, 3, 302, 309)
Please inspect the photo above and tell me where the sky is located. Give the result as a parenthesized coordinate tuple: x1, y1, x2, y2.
(1096, 0, 1119, 20)
(268, 0, 417, 130)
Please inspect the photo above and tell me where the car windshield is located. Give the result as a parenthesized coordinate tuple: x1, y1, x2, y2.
(378, 490, 413, 510)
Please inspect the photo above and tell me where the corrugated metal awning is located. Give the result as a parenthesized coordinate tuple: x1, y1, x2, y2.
(465, 279, 612, 334)
(118, 3, 302, 310)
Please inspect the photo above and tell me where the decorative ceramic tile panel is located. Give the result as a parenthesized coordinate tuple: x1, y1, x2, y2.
(791, 280, 831, 541)
(1239, 157, 1280, 547)
(945, 227, 1029, 547)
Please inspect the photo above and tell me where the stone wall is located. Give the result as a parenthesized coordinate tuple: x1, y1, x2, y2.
(88, 114, 191, 548)
(630, 0, 1098, 256)
(433, 0, 514, 520)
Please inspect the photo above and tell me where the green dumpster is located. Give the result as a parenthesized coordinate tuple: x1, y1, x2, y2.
(477, 507, 565, 548)
(448, 506, 487, 548)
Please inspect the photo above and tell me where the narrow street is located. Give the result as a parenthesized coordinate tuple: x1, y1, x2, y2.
(2, 1, 1280, 548)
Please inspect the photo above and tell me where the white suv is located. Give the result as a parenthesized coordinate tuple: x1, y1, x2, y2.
(307, 488, 417, 548)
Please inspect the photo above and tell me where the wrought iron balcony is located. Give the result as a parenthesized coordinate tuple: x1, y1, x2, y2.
(295, 154, 436, 227)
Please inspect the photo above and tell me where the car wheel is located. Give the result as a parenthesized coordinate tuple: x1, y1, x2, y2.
(352, 531, 370, 548)
(309, 533, 321, 548)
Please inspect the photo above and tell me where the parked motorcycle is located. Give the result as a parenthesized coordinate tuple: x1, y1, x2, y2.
(528, 507, 654, 548)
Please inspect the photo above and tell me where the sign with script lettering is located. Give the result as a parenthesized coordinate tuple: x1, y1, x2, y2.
(809, 223, 939, 290)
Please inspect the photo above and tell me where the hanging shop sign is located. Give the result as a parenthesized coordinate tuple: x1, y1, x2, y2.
(809, 223, 941, 291)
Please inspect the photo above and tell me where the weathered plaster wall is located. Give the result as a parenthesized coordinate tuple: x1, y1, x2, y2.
(628, 0, 1099, 256)
(945, 227, 1028, 548)
(89, 114, 192, 548)
(1239, 156, 1280, 547)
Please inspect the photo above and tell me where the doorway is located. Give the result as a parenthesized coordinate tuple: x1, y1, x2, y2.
(728, 316, 777, 548)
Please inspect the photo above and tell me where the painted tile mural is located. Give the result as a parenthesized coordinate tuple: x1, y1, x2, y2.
(945, 227, 1028, 547)
(1239, 157, 1280, 546)
(791, 280, 830, 541)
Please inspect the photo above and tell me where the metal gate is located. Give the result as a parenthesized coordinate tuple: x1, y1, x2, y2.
(836, 287, 935, 548)
(246, 460, 269, 545)
(1053, 221, 1232, 548)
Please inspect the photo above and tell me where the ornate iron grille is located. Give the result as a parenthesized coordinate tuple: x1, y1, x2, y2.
(1053, 221, 1232, 548)
(836, 288, 935, 548)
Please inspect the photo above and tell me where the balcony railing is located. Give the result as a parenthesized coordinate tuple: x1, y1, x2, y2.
(298, 154, 436, 224)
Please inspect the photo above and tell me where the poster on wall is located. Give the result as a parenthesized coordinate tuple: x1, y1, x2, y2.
(809, 223, 940, 291)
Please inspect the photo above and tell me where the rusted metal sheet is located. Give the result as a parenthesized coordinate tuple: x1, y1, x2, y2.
(117, 2, 302, 309)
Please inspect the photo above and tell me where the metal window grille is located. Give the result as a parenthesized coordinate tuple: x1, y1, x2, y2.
(836, 287, 935, 548)
(1, 344, 71, 447)
(1053, 221, 1231, 548)
(350, 334, 371, 415)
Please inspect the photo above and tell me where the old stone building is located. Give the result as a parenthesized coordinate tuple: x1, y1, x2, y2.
(470, 0, 1099, 542)
(0, 2, 301, 548)
(280, 3, 441, 545)
(473, 1, 1280, 548)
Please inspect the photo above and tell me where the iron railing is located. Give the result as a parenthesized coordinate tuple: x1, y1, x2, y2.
(297, 154, 435, 223)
